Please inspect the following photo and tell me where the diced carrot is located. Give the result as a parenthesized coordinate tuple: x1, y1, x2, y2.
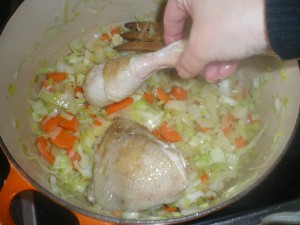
(162, 205, 179, 213)
(106, 97, 134, 115)
(66, 148, 81, 169)
(221, 113, 235, 137)
(111, 27, 121, 35)
(143, 92, 154, 103)
(49, 128, 78, 149)
(112, 211, 122, 217)
(70, 151, 81, 162)
(41, 79, 54, 90)
(101, 33, 110, 40)
(194, 121, 209, 133)
(93, 118, 102, 126)
(153, 87, 170, 104)
(231, 86, 248, 100)
(67, 149, 81, 162)
(159, 121, 181, 142)
(46, 72, 68, 82)
(74, 86, 84, 95)
(220, 113, 235, 129)
(230, 94, 243, 101)
(41, 116, 59, 132)
(152, 128, 162, 139)
(200, 172, 209, 188)
(66, 148, 81, 162)
(90, 114, 96, 118)
(101, 27, 121, 40)
(247, 112, 260, 124)
(222, 127, 233, 137)
(57, 112, 78, 131)
(235, 136, 248, 149)
(170, 86, 188, 100)
(35, 136, 55, 165)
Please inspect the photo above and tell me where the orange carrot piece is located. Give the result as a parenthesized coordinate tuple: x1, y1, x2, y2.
(200, 172, 209, 188)
(101, 27, 121, 40)
(221, 113, 235, 136)
(151, 128, 161, 139)
(162, 205, 179, 213)
(74, 86, 84, 95)
(49, 128, 78, 149)
(66, 148, 81, 169)
(194, 121, 209, 133)
(235, 136, 248, 149)
(66, 148, 81, 162)
(41, 116, 59, 132)
(36, 136, 55, 165)
(101, 33, 110, 40)
(143, 92, 154, 103)
(153, 87, 170, 104)
(106, 97, 134, 114)
(71, 152, 81, 162)
(90, 114, 96, 119)
(46, 72, 68, 82)
(93, 119, 102, 126)
(222, 127, 233, 137)
(111, 27, 121, 35)
(112, 211, 122, 217)
(57, 112, 78, 131)
(222, 113, 235, 126)
(159, 121, 181, 142)
(170, 86, 188, 100)
(247, 112, 260, 124)
(41, 79, 54, 89)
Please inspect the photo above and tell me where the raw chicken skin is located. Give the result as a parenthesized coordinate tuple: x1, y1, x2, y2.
(87, 117, 189, 211)
(84, 40, 186, 107)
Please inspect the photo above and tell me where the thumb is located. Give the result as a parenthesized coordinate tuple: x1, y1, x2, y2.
(204, 61, 239, 82)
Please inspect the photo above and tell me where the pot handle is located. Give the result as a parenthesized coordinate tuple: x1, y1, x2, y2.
(0, 156, 115, 225)
(0, 162, 115, 225)
(0, 162, 37, 225)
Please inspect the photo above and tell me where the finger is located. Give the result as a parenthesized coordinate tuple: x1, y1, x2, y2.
(163, 0, 189, 44)
(204, 61, 239, 82)
(176, 42, 206, 79)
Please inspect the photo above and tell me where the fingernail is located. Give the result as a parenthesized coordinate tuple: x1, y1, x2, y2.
(218, 63, 237, 79)
(204, 66, 219, 82)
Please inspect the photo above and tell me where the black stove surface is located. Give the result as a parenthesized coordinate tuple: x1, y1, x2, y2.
(1, 1, 300, 225)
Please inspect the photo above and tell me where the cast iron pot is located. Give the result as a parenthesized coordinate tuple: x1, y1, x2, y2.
(0, 0, 300, 224)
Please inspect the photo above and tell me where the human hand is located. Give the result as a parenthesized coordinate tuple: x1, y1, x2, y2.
(163, 0, 268, 81)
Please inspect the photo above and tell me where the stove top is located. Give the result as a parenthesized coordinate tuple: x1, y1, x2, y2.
(1, 1, 300, 225)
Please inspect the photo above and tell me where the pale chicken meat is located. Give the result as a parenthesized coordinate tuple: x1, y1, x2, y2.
(83, 40, 186, 107)
(87, 117, 189, 211)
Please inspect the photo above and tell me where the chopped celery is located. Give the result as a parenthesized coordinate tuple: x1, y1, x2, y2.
(69, 39, 85, 54)
(104, 46, 119, 59)
(8, 84, 16, 97)
(111, 34, 123, 46)
(30, 99, 49, 115)
(53, 155, 72, 171)
(80, 129, 96, 154)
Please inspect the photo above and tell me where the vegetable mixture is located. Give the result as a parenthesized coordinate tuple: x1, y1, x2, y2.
(30, 23, 262, 219)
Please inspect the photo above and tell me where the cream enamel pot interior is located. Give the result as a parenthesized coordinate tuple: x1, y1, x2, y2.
(0, 0, 300, 224)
